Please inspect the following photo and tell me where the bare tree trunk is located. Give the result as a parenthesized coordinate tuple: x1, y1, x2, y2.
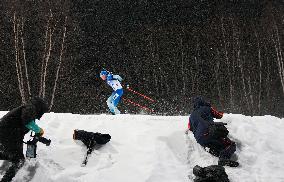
(264, 45, 272, 100)
(194, 35, 201, 95)
(40, 9, 52, 97)
(49, 16, 67, 111)
(241, 50, 251, 113)
(13, 13, 26, 104)
(221, 16, 233, 110)
(42, 10, 54, 99)
(20, 17, 31, 98)
(247, 74, 254, 115)
(193, 56, 199, 95)
(272, 24, 284, 95)
(233, 20, 250, 114)
(190, 57, 195, 95)
(230, 17, 237, 112)
(180, 27, 186, 96)
(254, 29, 262, 115)
(214, 48, 224, 110)
(234, 23, 242, 112)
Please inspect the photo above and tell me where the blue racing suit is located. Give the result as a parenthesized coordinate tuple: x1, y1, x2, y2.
(105, 74, 124, 114)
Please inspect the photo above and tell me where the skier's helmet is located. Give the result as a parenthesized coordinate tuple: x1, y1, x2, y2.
(100, 70, 108, 77)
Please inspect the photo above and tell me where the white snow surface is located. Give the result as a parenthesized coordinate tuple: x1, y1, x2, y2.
(0, 112, 284, 182)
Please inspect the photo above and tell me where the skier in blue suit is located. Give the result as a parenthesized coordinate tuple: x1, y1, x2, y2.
(100, 70, 124, 115)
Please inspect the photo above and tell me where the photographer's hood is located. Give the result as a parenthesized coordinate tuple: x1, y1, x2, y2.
(30, 97, 49, 119)
(192, 96, 211, 110)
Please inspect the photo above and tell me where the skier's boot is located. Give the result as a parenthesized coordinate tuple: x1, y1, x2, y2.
(113, 107, 121, 115)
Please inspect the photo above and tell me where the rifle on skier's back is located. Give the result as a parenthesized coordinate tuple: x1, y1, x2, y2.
(73, 129, 111, 166)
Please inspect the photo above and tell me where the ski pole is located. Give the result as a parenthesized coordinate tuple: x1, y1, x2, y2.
(126, 86, 155, 103)
(122, 98, 154, 112)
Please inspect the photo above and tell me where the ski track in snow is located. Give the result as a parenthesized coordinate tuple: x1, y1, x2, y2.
(0, 112, 284, 182)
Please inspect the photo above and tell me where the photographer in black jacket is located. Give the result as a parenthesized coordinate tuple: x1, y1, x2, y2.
(0, 97, 48, 182)
(188, 96, 239, 167)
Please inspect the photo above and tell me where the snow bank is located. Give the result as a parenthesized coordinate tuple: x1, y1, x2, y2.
(186, 114, 284, 182)
(0, 112, 283, 182)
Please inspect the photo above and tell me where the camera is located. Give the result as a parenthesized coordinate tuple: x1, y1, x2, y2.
(25, 134, 51, 158)
(192, 165, 229, 182)
(73, 129, 111, 146)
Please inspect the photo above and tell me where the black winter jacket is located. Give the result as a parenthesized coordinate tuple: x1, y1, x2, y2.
(0, 98, 48, 159)
(189, 97, 223, 146)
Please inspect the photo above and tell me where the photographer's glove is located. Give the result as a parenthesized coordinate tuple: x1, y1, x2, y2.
(211, 107, 224, 119)
(39, 128, 44, 136)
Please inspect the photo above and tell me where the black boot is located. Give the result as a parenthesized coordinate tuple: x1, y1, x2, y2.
(218, 158, 239, 167)
(1, 159, 24, 182)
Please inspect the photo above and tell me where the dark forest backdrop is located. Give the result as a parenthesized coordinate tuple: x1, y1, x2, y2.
(0, 0, 283, 116)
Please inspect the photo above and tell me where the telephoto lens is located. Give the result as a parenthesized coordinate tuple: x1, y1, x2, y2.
(37, 136, 51, 146)
(73, 129, 111, 145)
(73, 129, 90, 141)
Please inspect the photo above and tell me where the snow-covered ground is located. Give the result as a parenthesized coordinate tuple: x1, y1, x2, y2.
(0, 112, 284, 182)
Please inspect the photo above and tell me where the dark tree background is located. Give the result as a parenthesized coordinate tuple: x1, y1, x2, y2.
(0, 0, 283, 116)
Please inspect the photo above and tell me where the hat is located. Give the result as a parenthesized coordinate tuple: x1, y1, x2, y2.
(192, 96, 211, 110)
(100, 70, 108, 76)
(30, 97, 49, 119)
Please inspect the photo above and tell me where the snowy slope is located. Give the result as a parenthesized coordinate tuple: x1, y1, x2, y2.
(0, 112, 284, 182)
(186, 114, 284, 182)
